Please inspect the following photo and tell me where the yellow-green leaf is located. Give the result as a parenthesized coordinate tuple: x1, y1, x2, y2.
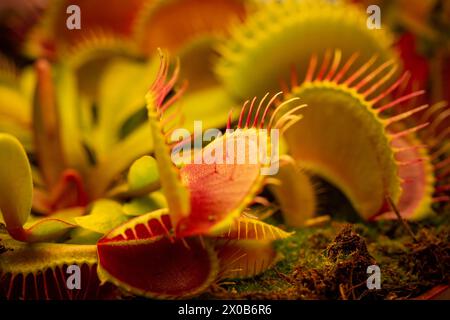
(0, 133, 32, 232)
(127, 155, 159, 191)
(65, 227, 103, 244)
(75, 200, 129, 234)
(54, 64, 89, 174)
(94, 58, 159, 155)
(269, 161, 317, 227)
(23, 218, 77, 243)
(122, 192, 167, 216)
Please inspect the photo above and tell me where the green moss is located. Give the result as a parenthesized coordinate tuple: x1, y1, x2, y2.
(204, 209, 450, 300)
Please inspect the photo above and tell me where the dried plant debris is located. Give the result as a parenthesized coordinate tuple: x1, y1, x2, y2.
(205, 214, 450, 300)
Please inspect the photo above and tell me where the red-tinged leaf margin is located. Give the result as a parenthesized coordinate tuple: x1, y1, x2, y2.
(96, 209, 219, 299)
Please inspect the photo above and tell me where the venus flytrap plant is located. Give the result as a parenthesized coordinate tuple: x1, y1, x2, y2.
(0, 52, 297, 300)
(276, 50, 448, 221)
(0, 0, 446, 302)
(1, 37, 276, 243)
(95, 54, 297, 298)
(213, 0, 449, 224)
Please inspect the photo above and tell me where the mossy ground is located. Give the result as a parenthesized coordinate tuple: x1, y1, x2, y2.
(203, 205, 450, 300)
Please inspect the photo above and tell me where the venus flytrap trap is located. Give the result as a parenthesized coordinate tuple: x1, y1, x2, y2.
(279, 51, 417, 220)
(275, 50, 449, 222)
(105, 155, 161, 199)
(0, 236, 116, 300)
(216, 0, 397, 101)
(121, 161, 166, 217)
(1, 105, 162, 243)
(170, 93, 305, 237)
